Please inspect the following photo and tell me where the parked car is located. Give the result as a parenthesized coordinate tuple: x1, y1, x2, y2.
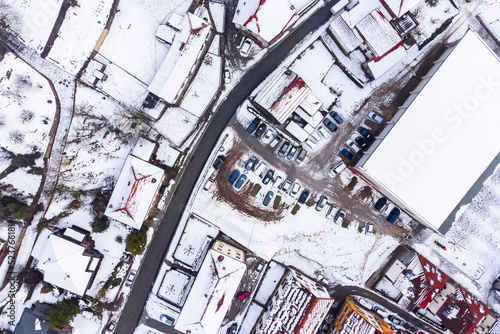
(273, 175, 283, 188)
(374, 197, 387, 210)
(246, 157, 256, 171)
(310, 131, 321, 142)
(255, 261, 265, 272)
(341, 149, 354, 160)
(159, 314, 175, 326)
(106, 322, 116, 332)
(228, 170, 240, 184)
(296, 148, 307, 163)
(346, 138, 360, 153)
(358, 127, 374, 142)
(387, 315, 402, 325)
(223, 68, 231, 84)
(298, 190, 309, 204)
(355, 136, 368, 149)
(373, 306, 388, 318)
(213, 155, 226, 169)
(334, 210, 345, 224)
(326, 205, 338, 219)
(281, 179, 292, 193)
(329, 110, 344, 124)
(237, 291, 250, 300)
(357, 298, 373, 310)
(287, 146, 298, 160)
(368, 111, 383, 124)
(330, 161, 346, 175)
(126, 270, 136, 286)
(254, 123, 267, 138)
(278, 141, 290, 156)
(263, 191, 274, 206)
(203, 178, 214, 191)
(290, 182, 301, 197)
(386, 208, 400, 223)
(304, 138, 318, 149)
(227, 324, 238, 334)
(403, 323, 417, 332)
(262, 169, 274, 185)
(234, 174, 247, 189)
(262, 129, 274, 143)
(269, 134, 281, 148)
(323, 118, 338, 132)
(254, 161, 267, 176)
(246, 118, 259, 134)
(239, 37, 252, 56)
(365, 222, 374, 234)
(317, 126, 331, 138)
(316, 196, 327, 211)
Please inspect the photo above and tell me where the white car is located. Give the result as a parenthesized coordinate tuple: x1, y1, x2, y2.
(330, 161, 346, 175)
(368, 111, 383, 124)
(334, 210, 345, 224)
(346, 138, 360, 153)
(281, 180, 292, 193)
(273, 176, 283, 188)
(126, 270, 136, 286)
(203, 178, 214, 191)
(317, 126, 330, 139)
(357, 297, 373, 310)
(240, 37, 252, 56)
(223, 69, 231, 84)
(326, 205, 338, 219)
(262, 129, 274, 144)
(290, 182, 301, 197)
(316, 196, 327, 211)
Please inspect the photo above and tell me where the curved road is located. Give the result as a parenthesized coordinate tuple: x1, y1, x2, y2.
(116, 1, 340, 333)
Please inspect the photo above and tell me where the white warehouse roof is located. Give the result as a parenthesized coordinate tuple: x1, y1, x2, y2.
(356, 31, 500, 231)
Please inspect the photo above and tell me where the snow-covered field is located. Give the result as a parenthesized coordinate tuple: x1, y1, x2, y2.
(410, 0, 460, 44)
(48, 0, 113, 75)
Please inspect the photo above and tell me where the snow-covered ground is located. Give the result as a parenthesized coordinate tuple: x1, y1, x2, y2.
(410, 0, 460, 44)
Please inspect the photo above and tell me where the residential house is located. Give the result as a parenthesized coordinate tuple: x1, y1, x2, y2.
(252, 267, 334, 334)
(105, 155, 164, 229)
(31, 226, 102, 297)
(14, 303, 71, 334)
(330, 297, 393, 334)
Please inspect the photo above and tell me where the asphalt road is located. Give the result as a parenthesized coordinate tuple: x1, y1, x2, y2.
(116, 1, 341, 333)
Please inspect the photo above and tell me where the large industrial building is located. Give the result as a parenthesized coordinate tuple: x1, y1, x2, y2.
(354, 30, 500, 234)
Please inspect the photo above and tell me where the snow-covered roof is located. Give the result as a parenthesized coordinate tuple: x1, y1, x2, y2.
(254, 68, 297, 110)
(258, 269, 334, 334)
(294, 105, 324, 128)
(339, 0, 386, 28)
(286, 121, 309, 142)
(232, 0, 298, 44)
(156, 25, 176, 44)
(355, 9, 401, 57)
(356, 31, 500, 231)
(131, 137, 156, 162)
(32, 232, 96, 296)
(105, 155, 164, 229)
(380, 0, 422, 18)
(63, 228, 86, 243)
(337, 298, 392, 334)
(174, 246, 246, 334)
(299, 93, 322, 116)
(158, 269, 193, 306)
(148, 13, 211, 104)
(270, 77, 310, 124)
(366, 42, 407, 78)
(328, 16, 363, 53)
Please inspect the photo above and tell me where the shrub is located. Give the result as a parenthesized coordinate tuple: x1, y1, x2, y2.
(91, 216, 110, 233)
(346, 177, 358, 191)
(40, 284, 53, 294)
(110, 278, 121, 288)
(126, 228, 147, 256)
(46, 298, 79, 329)
(115, 236, 123, 244)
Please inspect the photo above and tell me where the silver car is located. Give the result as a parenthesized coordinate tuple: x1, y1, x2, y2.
(367, 111, 383, 124)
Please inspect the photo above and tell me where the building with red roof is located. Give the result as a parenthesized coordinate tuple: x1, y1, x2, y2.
(252, 268, 334, 334)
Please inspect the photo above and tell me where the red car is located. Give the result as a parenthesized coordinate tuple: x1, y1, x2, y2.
(237, 292, 250, 300)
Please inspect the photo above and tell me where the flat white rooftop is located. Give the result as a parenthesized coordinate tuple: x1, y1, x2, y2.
(358, 31, 500, 230)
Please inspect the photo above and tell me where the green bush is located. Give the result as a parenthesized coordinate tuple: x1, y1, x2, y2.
(91, 216, 110, 233)
(115, 236, 123, 244)
(111, 278, 121, 288)
(46, 298, 79, 329)
(40, 284, 53, 294)
(418, 17, 454, 50)
(126, 228, 147, 256)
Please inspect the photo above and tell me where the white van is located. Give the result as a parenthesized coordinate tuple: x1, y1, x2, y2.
(254, 161, 267, 176)
(304, 139, 318, 149)
(330, 161, 346, 175)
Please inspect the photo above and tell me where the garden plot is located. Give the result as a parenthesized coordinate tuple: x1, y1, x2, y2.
(48, 0, 113, 75)
(58, 86, 139, 191)
(98, 0, 191, 83)
(1, 0, 61, 52)
(0, 53, 55, 208)
(410, 0, 459, 45)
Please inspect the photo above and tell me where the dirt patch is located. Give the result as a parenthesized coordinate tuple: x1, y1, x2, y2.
(213, 140, 285, 222)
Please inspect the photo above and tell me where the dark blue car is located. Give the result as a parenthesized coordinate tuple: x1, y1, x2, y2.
(387, 208, 400, 223)
(234, 174, 247, 189)
(374, 197, 387, 210)
(341, 149, 353, 160)
(246, 118, 260, 134)
(228, 170, 240, 184)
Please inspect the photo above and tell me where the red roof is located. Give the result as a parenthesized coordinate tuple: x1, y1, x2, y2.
(416, 254, 449, 309)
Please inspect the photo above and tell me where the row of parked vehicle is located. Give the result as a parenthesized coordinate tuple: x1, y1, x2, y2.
(304, 110, 344, 150)
(340, 111, 383, 160)
(246, 117, 307, 163)
(374, 196, 400, 223)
